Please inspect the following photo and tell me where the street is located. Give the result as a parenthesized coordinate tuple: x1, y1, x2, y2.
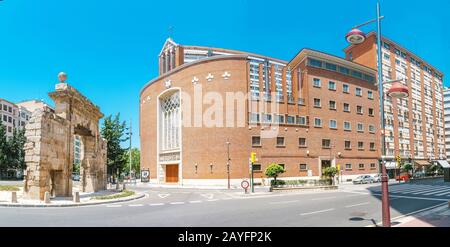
(1, 182, 449, 227)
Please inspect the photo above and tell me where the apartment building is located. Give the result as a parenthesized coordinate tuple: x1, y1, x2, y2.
(444, 88, 450, 159)
(345, 32, 445, 171)
(0, 98, 32, 138)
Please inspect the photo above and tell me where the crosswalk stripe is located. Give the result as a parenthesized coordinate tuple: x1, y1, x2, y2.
(435, 190, 450, 196)
(422, 188, 450, 196)
(368, 185, 450, 197)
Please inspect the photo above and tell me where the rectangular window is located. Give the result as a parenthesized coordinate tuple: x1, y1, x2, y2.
(287, 115, 295, 124)
(339, 66, 350, 75)
(299, 138, 306, 147)
(322, 139, 331, 149)
(252, 136, 261, 147)
(325, 63, 337, 71)
(299, 164, 308, 171)
(328, 81, 336, 90)
(368, 91, 373, 99)
(344, 121, 351, 131)
(274, 114, 285, 124)
(314, 118, 322, 127)
(383, 42, 390, 49)
(309, 58, 323, 68)
(252, 164, 262, 171)
(352, 70, 363, 79)
(345, 164, 352, 170)
(297, 116, 306, 125)
(355, 87, 362, 96)
(369, 125, 375, 133)
(344, 103, 350, 112)
(359, 164, 365, 170)
(329, 101, 336, 110)
(276, 137, 285, 147)
(314, 98, 321, 108)
(370, 142, 375, 151)
(249, 113, 259, 123)
(368, 108, 374, 116)
(358, 141, 364, 150)
(262, 113, 272, 123)
(329, 120, 337, 129)
(8, 126, 12, 133)
(370, 163, 376, 169)
(345, 140, 351, 150)
(357, 123, 364, 132)
(357, 105, 363, 114)
(343, 84, 349, 93)
(313, 78, 321, 87)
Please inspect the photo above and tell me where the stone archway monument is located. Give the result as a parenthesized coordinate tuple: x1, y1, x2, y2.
(23, 72, 107, 200)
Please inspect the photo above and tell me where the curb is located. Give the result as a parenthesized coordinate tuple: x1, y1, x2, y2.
(272, 185, 338, 191)
(0, 192, 145, 208)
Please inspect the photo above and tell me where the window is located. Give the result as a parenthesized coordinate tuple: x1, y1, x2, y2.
(249, 113, 259, 123)
(328, 81, 336, 90)
(276, 137, 285, 147)
(252, 136, 261, 147)
(343, 84, 349, 93)
(357, 123, 364, 132)
(370, 163, 376, 169)
(345, 140, 351, 150)
(343, 103, 350, 112)
(8, 126, 12, 133)
(274, 114, 285, 124)
(339, 66, 350, 75)
(368, 108, 374, 116)
(322, 139, 331, 149)
(325, 63, 337, 71)
(299, 164, 308, 171)
(355, 87, 362, 96)
(2, 115, 6, 121)
(329, 120, 337, 129)
(358, 141, 364, 150)
(384, 53, 390, 60)
(298, 138, 307, 147)
(287, 115, 295, 124)
(369, 125, 375, 133)
(368, 90, 373, 99)
(262, 113, 272, 123)
(328, 101, 337, 110)
(314, 98, 321, 108)
(309, 59, 322, 68)
(359, 164, 365, 170)
(370, 142, 375, 151)
(314, 118, 322, 127)
(278, 164, 285, 170)
(8, 116, 12, 123)
(313, 78, 321, 87)
(383, 42, 390, 49)
(345, 164, 352, 170)
(297, 116, 306, 125)
(344, 121, 351, 131)
(357, 105, 363, 114)
(252, 164, 262, 171)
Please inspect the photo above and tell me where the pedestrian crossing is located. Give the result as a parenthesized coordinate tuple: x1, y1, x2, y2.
(368, 184, 450, 199)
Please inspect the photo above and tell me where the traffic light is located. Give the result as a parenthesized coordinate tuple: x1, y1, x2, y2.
(396, 155, 402, 167)
(250, 152, 256, 163)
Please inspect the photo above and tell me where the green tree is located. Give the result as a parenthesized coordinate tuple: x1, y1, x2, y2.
(265, 163, 285, 183)
(123, 148, 140, 177)
(7, 129, 26, 171)
(0, 124, 8, 177)
(100, 113, 129, 182)
(322, 167, 338, 185)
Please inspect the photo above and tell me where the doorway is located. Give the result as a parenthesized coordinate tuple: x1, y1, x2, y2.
(321, 160, 331, 176)
(165, 164, 179, 183)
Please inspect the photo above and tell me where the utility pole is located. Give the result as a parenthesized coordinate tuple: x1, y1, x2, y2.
(226, 139, 231, 189)
(129, 118, 132, 183)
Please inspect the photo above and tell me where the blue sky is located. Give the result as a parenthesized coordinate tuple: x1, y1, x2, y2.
(1, 0, 449, 148)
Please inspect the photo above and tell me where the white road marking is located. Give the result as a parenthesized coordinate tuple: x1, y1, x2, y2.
(300, 208, 335, 216)
(222, 198, 233, 200)
(189, 201, 202, 204)
(435, 190, 450, 196)
(269, 200, 299, 205)
(149, 203, 165, 206)
(158, 194, 170, 199)
(207, 199, 219, 202)
(106, 205, 122, 208)
(370, 193, 448, 201)
(170, 202, 185, 205)
(311, 196, 336, 201)
(129, 204, 143, 207)
(200, 193, 214, 199)
(345, 202, 369, 208)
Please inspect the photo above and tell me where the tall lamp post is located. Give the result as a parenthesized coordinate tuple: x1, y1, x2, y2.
(226, 139, 231, 189)
(345, 2, 410, 227)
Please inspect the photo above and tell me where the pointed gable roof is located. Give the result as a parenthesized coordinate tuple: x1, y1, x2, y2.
(158, 38, 179, 56)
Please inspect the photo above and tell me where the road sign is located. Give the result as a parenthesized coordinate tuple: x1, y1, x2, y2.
(241, 180, 250, 189)
(141, 169, 150, 183)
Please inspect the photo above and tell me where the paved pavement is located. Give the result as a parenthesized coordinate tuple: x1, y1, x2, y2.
(0, 181, 448, 226)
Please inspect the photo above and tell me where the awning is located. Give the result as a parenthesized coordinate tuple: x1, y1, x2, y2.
(436, 160, 450, 168)
(415, 160, 431, 166)
(384, 161, 397, 169)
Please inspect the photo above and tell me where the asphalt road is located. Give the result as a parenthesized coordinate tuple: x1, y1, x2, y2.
(0, 182, 448, 227)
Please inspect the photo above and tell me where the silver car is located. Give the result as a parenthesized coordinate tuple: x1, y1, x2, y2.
(372, 174, 382, 183)
(353, 175, 374, 184)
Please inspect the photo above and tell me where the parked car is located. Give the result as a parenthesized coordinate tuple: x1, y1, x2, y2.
(372, 174, 382, 183)
(353, 175, 374, 184)
(72, 173, 80, 181)
(413, 171, 425, 179)
(395, 172, 411, 182)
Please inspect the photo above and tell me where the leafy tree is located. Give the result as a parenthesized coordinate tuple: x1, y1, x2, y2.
(123, 148, 140, 177)
(7, 129, 26, 171)
(100, 113, 129, 182)
(402, 163, 413, 172)
(322, 167, 338, 185)
(265, 163, 285, 183)
(0, 124, 8, 176)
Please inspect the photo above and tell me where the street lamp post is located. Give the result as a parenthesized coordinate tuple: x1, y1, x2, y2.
(345, 2, 410, 227)
(226, 139, 231, 189)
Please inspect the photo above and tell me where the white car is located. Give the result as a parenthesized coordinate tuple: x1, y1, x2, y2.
(353, 175, 374, 184)
(372, 174, 382, 183)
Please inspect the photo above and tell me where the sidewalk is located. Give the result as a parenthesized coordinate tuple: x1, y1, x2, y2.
(395, 202, 450, 227)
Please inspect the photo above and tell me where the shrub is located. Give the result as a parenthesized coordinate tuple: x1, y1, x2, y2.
(265, 163, 285, 183)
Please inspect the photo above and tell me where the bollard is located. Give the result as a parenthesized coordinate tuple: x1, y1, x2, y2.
(73, 192, 80, 203)
(44, 191, 51, 204)
(11, 191, 18, 203)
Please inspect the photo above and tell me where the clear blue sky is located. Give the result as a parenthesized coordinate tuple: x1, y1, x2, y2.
(1, 0, 449, 148)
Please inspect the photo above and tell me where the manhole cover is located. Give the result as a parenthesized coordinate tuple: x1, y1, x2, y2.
(349, 217, 365, 221)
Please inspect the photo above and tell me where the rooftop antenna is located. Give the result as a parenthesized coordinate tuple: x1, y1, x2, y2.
(168, 25, 174, 39)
